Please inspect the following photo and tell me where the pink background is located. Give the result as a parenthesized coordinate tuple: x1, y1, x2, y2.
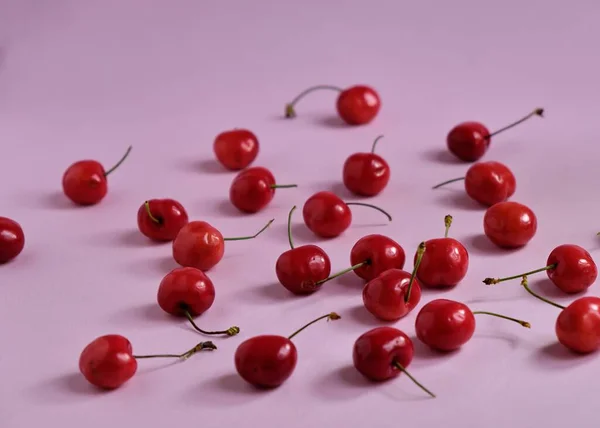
(1, 1, 600, 427)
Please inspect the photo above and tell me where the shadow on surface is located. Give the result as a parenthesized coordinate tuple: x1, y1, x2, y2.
(461, 233, 519, 256)
(313, 114, 348, 129)
(108, 302, 169, 326)
(420, 147, 464, 165)
(175, 158, 231, 175)
(433, 190, 484, 211)
(345, 304, 393, 328)
(312, 365, 371, 400)
(29, 373, 107, 403)
(532, 342, 597, 369)
(184, 373, 267, 406)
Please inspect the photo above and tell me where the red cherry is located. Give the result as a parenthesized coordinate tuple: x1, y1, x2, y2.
(229, 166, 297, 213)
(0, 216, 25, 264)
(62, 146, 132, 206)
(235, 312, 341, 388)
(483, 201, 537, 248)
(350, 234, 405, 282)
(342, 135, 390, 196)
(137, 199, 189, 241)
(172, 218, 274, 271)
(446, 108, 543, 162)
(432, 161, 516, 207)
(302, 191, 391, 238)
(352, 326, 435, 397)
(285, 84, 380, 125)
(79, 334, 215, 389)
(213, 129, 259, 170)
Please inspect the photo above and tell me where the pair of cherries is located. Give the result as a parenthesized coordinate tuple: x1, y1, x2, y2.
(0, 216, 25, 264)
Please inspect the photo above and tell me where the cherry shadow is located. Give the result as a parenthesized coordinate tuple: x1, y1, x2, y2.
(176, 158, 231, 175)
(345, 304, 393, 328)
(473, 332, 521, 349)
(411, 336, 461, 366)
(29, 373, 107, 404)
(17, 191, 78, 210)
(313, 114, 349, 129)
(434, 191, 484, 211)
(210, 199, 250, 218)
(312, 365, 371, 400)
(532, 342, 597, 369)
(107, 302, 168, 326)
(235, 282, 295, 305)
(461, 233, 519, 256)
(420, 147, 465, 165)
(184, 373, 267, 406)
(323, 273, 365, 297)
(530, 277, 575, 300)
(116, 229, 161, 248)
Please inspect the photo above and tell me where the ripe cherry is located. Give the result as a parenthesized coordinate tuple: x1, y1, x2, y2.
(302, 191, 391, 238)
(137, 199, 189, 241)
(79, 334, 216, 389)
(415, 299, 530, 352)
(62, 145, 132, 206)
(235, 312, 341, 388)
(352, 326, 435, 398)
(432, 161, 516, 207)
(342, 135, 390, 196)
(0, 216, 25, 264)
(483, 201, 537, 248)
(229, 166, 297, 213)
(362, 242, 425, 321)
(483, 244, 597, 294)
(415, 215, 468, 288)
(447, 108, 543, 162)
(213, 129, 259, 171)
(172, 218, 274, 271)
(285, 84, 381, 125)
(349, 234, 405, 282)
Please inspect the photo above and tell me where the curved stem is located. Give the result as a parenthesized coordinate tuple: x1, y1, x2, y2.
(444, 215, 452, 238)
(432, 177, 465, 190)
(392, 360, 436, 398)
(520, 276, 565, 310)
(486, 108, 544, 139)
(270, 184, 298, 189)
(285, 85, 343, 118)
(133, 341, 217, 360)
(315, 261, 367, 286)
(223, 219, 274, 241)
(184, 310, 240, 337)
(371, 135, 384, 153)
(472, 311, 531, 328)
(483, 263, 557, 285)
(144, 201, 161, 224)
(344, 202, 392, 222)
(405, 242, 426, 303)
(287, 312, 341, 340)
(286, 206, 296, 250)
(104, 145, 133, 176)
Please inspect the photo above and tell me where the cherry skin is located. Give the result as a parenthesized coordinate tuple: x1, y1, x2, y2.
(213, 129, 259, 170)
(229, 166, 297, 213)
(343, 135, 390, 196)
(0, 216, 25, 264)
(137, 199, 189, 241)
(79, 334, 137, 389)
(483, 201, 537, 248)
(556, 296, 600, 353)
(350, 234, 405, 282)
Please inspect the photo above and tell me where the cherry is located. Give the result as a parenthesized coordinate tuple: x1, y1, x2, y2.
(362, 242, 425, 321)
(235, 312, 341, 388)
(213, 129, 259, 170)
(0, 216, 25, 264)
(349, 234, 405, 282)
(432, 161, 516, 207)
(302, 191, 391, 238)
(483, 201, 537, 248)
(137, 199, 189, 241)
(342, 135, 390, 196)
(285, 85, 381, 125)
(446, 108, 543, 162)
(62, 145, 132, 206)
(172, 218, 274, 271)
(415, 299, 530, 352)
(229, 166, 297, 213)
(483, 244, 597, 294)
(352, 326, 435, 397)
(415, 215, 468, 288)
(79, 334, 216, 389)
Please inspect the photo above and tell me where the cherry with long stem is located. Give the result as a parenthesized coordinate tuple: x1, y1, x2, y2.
(519, 275, 566, 310)
(223, 219, 275, 241)
(471, 310, 531, 328)
(345, 202, 392, 222)
(391, 360, 436, 398)
(133, 341, 217, 360)
(180, 306, 240, 337)
(405, 242, 426, 303)
(104, 145, 133, 177)
(285, 85, 343, 118)
(145, 201, 162, 224)
(483, 263, 557, 285)
(287, 312, 341, 340)
(486, 108, 544, 139)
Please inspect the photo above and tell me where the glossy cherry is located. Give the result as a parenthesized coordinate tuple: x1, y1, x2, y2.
(483, 201, 537, 248)
(447, 108, 543, 162)
(172, 218, 274, 271)
(79, 334, 216, 389)
(235, 312, 341, 388)
(0, 217, 25, 264)
(350, 234, 405, 282)
(62, 146, 132, 206)
(432, 161, 516, 207)
(302, 191, 391, 238)
(157, 267, 240, 336)
(213, 129, 259, 170)
(137, 199, 189, 241)
(285, 84, 380, 125)
(352, 327, 435, 397)
(343, 135, 390, 196)
(230, 166, 297, 213)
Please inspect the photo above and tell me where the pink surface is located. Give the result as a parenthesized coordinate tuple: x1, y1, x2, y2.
(2, 1, 600, 427)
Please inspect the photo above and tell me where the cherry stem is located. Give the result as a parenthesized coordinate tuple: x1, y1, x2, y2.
(344, 202, 392, 222)
(104, 145, 133, 177)
(287, 312, 341, 340)
(133, 341, 217, 360)
(285, 85, 343, 118)
(184, 310, 240, 337)
(391, 360, 436, 398)
(315, 261, 368, 286)
(483, 263, 557, 285)
(520, 275, 565, 310)
(432, 177, 465, 189)
(371, 135, 384, 153)
(144, 201, 161, 224)
(270, 184, 298, 189)
(444, 215, 452, 238)
(405, 242, 426, 303)
(286, 205, 296, 250)
(223, 219, 275, 241)
(486, 108, 544, 139)
(471, 311, 531, 328)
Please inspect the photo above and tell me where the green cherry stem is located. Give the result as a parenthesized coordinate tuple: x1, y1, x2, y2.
(315, 261, 368, 286)
(287, 312, 341, 340)
(133, 341, 217, 360)
(444, 215, 452, 238)
(371, 135, 384, 153)
(405, 242, 426, 303)
(391, 360, 436, 398)
(183, 309, 240, 337)
(471, 311, 531, 328)
(104, 145, 133, 177)
(286, 205, 297, 249)
(344, 202, 392, 222)
(486, 108, 544, 139)
(432, 177, 465, 189)
(223, 219, 275, 241)
(520, 276, 565, 310)
(144, 201, 161, 224)
(270, 184, 298, 189)
(285, 85, 343, 118)
(483, 263, 557, 285)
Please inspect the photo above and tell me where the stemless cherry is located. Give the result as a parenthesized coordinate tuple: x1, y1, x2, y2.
(213, 129, 259, 170)
(350, 234, 405, 282)
(447, 108, 543, 162)
(172, 218, 274, 271)
(62, 145, 132, 206)
(229, 166, 297, 213)
(235, 312, 341, 388)
(79, 334, 216, 389)
(137, 199, 189, 241)
(343, 135, 390, 196)
(483, 201, 537, 248)
(0, 216, 25, 264)
(432, 161, 516, 207)
(352, 327, 435, 397)
(285, 84, 381, 125)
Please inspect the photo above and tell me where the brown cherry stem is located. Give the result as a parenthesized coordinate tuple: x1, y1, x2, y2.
(471, 311, 531, 328)
(287, 312, 341, 340)
(223, 219, 274, 241)
(371, 135, 384, 153)
(285, 85, 343, 118)
(286, 205, 297, 249)
(520, 276, 565, 310)
(483, 263, 557, 285)
(444, 215, 452, 238)
(270, 184, 298, 189)
(144, 201, 161, 224)
(315, 261, 368, 286)
(133, 341, 217, 360)
(391, 360, 436, 398)
(184, 310, 240, 337)
(104, 145, 133, 176)
(344, 202, 392, 222)
(486, 108, 544, 139)
(432, 177, 465, 189)
(405, 242, 426, 303)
